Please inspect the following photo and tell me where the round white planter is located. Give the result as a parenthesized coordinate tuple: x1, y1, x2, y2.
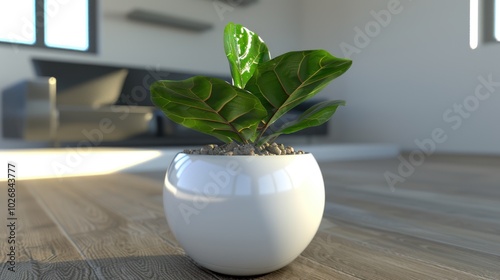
(163, 153, 325, 276)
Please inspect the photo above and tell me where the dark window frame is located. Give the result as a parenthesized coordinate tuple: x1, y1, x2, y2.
(482, 0, 500, 43)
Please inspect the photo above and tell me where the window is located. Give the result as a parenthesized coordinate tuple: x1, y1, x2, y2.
(0, 0, 97, 52)
(0, 1, 36, 45)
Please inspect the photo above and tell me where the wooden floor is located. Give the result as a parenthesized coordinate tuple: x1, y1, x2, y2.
(1, 154, 499, 279)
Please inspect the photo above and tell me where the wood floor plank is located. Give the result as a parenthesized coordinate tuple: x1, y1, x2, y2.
(61, 173, 358, 279)
(322, 154, 500, 197)
(301, 230, 468, 280)
(213, 255, 363, 280)
(2, 153, 499, 279)
(72, 174, 165, 221)
(26, 176, 219, 280)
(323, 201, 500, 257)
(320, 158, 500, 260)
(0, 181, 97, 280)
(326, 185, 500, 236)
(28, 180, 123, 235)
(271, 255, 362, 280)
(70, 229, 219, 280)
(65, 173, 180, 248)
(323, 218, 500, 280)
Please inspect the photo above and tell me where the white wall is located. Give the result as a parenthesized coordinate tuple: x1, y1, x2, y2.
(0, 0, 301, 148)
(3, 0, 500, 155)
(98, 0, 301, 73)
(300, 0, 500, 154)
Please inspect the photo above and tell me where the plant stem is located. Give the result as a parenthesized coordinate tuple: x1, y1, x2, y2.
(228, 122, 248, 144)
(256, 125, 268, 143)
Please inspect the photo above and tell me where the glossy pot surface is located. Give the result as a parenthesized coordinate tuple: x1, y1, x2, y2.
(163, 153, 325, 276)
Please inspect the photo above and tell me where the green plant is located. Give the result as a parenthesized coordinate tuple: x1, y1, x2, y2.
(150, 22, 352, 145)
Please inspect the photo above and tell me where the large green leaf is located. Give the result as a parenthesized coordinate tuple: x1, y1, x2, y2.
(150, 77, 267, 143)
(224, 22, 270, 89)
(244, 50, 352, 135)
(263, 100, 346, 143)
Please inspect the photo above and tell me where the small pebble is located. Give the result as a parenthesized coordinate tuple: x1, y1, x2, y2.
(267, 145, 282, 155)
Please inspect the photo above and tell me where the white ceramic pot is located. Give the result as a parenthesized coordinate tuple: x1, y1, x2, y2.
(163, 153, 325, 276)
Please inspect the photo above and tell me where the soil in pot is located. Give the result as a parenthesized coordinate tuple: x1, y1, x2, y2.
(183, 142, 305, 156)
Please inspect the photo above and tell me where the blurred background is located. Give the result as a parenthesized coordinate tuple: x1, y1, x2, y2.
(1, 0, 499, 155)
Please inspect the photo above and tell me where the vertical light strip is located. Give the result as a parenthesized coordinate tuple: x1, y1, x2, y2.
(470, 0, 479, 49)
(495, 0, 500, 41)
